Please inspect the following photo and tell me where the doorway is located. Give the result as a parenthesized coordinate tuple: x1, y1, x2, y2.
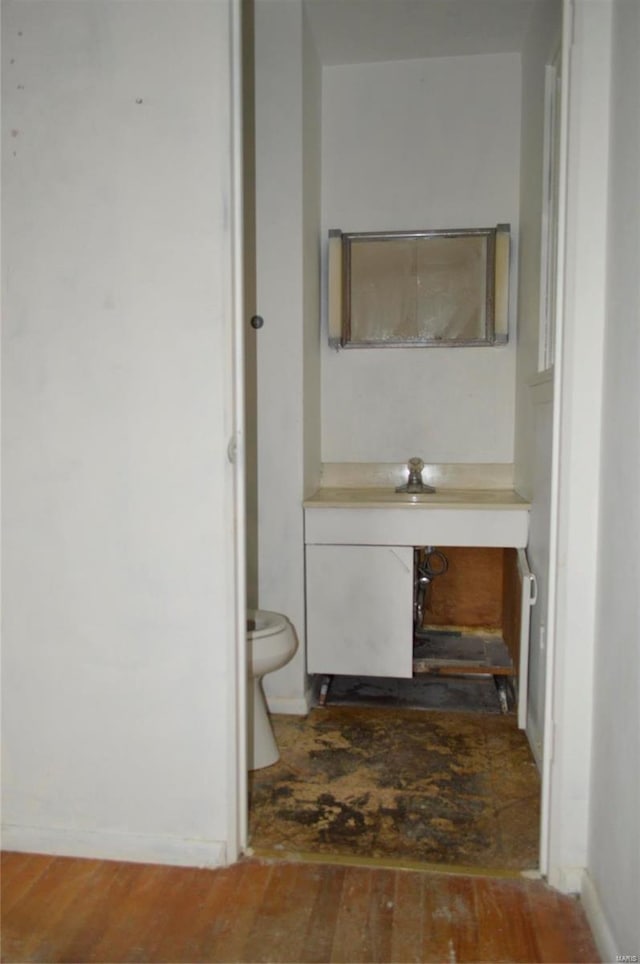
(242, 0, 566, 878)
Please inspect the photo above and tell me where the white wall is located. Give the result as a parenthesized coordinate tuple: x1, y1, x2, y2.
(320, 54, 521, 464)
(255, 0, 322, 710)
(513, 0, 561, 767)
(585, 0, 640, 955)
(1, 0, 240, 866)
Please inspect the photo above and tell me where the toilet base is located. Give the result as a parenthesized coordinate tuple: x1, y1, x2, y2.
(248, 677, 279, 770)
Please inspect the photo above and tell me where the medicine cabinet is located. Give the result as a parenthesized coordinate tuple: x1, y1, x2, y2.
(328, 224, 510, 349)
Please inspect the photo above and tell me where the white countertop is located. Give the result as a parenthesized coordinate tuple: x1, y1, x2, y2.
(304, 487, 531, 511)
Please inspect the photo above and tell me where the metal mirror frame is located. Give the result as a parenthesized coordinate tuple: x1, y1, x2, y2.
(328, 225, 510, 349)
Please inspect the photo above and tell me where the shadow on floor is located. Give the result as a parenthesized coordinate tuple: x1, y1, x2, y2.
(319, 671, 505, 714)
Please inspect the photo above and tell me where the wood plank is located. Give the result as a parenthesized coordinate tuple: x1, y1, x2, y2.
(423, 546, 504, 630)
(53, 859, 142, 964)
(413, 659, 514, 676)
(195, 861, 272, 963)
(413, 632, 515, 676)
(413, 632, 514, 673)
(365, 866, 395, 963)
(502, 546, 522, 671)
(0, 852, 41, 893)
(558, 889, 603, 963)
(0, 853, 601, 964)
(421, 873, 479, 963)
(0, 852, 55, 917)
(330, 865, 373, 963)
(414, 632, 487, 662)
(31, 859, 122, 963)
(390, 869, 424, 964)
(148, 863, 256, 964)
(471, 876, 539, 963)
(302, 864, 347, 964)
(525, 880, 601, 963)
(242, 861, 317, 963)
(128, 866, 219, 964)
(1, 856, 103, 963)
(132, 866, 225, 964)
(484, 636, 514, 668)
(84, 862, 177, 963)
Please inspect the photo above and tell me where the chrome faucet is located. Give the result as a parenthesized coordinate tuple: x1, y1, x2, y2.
(395, 457, 436, 494)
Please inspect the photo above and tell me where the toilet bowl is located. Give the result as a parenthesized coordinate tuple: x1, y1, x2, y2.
(247, 609, 298, 770)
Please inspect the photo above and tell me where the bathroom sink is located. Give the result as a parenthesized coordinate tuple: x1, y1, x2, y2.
(304, 486, 529, 509)
(303, 486, 531, 548)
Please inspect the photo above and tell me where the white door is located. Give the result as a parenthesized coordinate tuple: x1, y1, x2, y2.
(1, 0, 247, 868)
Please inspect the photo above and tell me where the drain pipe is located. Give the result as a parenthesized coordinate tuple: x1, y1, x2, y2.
(413, 546, 449, 634)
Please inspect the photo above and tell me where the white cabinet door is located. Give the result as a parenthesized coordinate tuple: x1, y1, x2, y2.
(306, 545, 414, 678)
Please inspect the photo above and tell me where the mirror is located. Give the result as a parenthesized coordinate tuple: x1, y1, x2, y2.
(328, 225, 509, 349)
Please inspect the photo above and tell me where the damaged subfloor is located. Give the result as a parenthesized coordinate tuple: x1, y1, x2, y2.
(248, 703, 540, 872)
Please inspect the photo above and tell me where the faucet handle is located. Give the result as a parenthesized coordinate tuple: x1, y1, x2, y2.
(396, 456, 434, 493)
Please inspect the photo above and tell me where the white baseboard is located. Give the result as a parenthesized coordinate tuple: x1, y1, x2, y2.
(1, 823, 228, 869)
(547, 864, 585, 895)
(581, 869, 620, 964)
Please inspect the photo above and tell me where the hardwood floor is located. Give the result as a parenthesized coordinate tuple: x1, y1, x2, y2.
(1, 851, 599, 963)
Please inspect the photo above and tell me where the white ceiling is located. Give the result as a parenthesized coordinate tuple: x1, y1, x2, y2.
(303, 0, 542, 65)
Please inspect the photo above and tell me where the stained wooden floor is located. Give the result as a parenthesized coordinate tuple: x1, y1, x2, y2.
(1, 851, 599, 963)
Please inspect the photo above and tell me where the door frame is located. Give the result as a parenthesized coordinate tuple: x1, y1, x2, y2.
(540, 0, 614, 889)
(227, 0, 248, 864)
(537, 0, 573, 880)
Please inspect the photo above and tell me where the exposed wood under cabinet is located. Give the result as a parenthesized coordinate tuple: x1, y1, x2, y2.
(412, 631, 514, 677)
(418, 547, 521, 679)
(422, 546, 503, 629)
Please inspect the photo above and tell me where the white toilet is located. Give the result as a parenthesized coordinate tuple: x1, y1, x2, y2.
(247, 610, 298, 770)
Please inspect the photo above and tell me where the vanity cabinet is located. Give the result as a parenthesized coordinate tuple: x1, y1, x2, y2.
(304, 488, 535, 725)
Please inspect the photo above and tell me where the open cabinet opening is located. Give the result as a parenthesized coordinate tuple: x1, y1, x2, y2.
(414, 546, 536, 727)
